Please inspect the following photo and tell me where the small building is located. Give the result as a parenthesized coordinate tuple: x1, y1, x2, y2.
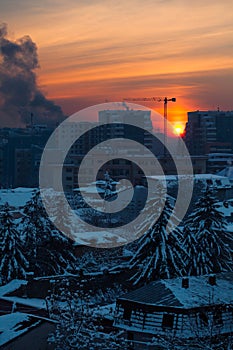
(207, 153, 233, 174)
(114, 272, 233, 349)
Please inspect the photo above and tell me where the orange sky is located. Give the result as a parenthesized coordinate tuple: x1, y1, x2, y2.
(1, 0, 233, 129)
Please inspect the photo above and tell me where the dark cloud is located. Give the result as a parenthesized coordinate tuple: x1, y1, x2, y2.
(0, 23, 64, 127)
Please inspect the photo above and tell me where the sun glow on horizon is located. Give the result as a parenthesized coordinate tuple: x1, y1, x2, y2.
(173, 124, 185, 136)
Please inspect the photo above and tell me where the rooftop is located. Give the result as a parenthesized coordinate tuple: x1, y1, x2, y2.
(0, 313, 41, 347)
(118, 272, 233, 309)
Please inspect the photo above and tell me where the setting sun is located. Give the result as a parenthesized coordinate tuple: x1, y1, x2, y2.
(173, 124, 184, 136)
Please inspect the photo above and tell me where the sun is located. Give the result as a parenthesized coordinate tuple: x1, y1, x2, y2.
(173, 124, 184, 136)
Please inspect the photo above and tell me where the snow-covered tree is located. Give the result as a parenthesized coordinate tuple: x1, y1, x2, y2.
(52, 193, 75, 241)
(47, 280, 126, 349)
(183, 187, 233, 276)
(103, 171, 115, 201)
(21, 190, 75, 276)
(129, 197, 187, 286)
(0, 203, 29, 285)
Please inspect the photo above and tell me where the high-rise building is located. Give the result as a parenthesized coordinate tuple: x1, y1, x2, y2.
(98, 109, 153, 151)
(0, 126, 53, 188)
(184, 110, 233, 155)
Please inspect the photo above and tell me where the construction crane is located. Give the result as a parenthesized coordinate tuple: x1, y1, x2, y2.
(123, 96, 176, 156)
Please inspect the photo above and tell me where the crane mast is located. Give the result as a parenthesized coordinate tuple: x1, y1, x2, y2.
(123, 96, 176, 157)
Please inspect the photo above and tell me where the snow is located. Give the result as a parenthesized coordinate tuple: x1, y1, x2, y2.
(93, 303, 116, 320)
(147, 174, 231, 188)
(76, 186, 106, 194)
(0, 279, 27, 297)
(163, 274, 233, 308)
(0, 188, 36, 208)
(74, 230, 127, 245)
(215, 200, 233, 217)
(1, 296, 46, 309)
(218, 166, 233, 180)
(0, 312, 40, 346)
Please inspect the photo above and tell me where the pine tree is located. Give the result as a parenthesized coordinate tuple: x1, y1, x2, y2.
(0, 203, 29, 285)
(21, 190, 75, 276)
(130, 197, 187, 286)
(183, 187, 233, 276)
(52, 193, 75, 241)
(103, 171, 115, 201)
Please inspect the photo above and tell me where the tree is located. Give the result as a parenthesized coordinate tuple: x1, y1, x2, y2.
(52, 192, 75, 241)
(183, 187, 233, 276)
(21, 190, 75, 276)
(0, 203, 29, 285)
(103, 171, 115, 201)
(46, 280, 126, 349)
(129, 197, 187, 286)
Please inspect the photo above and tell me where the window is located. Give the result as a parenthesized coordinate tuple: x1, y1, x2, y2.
(123, 307, 132, 321)
(162, 314, 174, 329)
(199, 312, 208, 326)
(213, 309, 223, 325)
(206, 179, 213, 186)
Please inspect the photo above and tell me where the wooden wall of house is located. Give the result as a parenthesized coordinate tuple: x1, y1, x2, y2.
(115, 303, 233, 340)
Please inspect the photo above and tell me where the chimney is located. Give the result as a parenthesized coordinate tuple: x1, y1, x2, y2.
(182, 277, 189, 289)
(208, 274, 216, 286)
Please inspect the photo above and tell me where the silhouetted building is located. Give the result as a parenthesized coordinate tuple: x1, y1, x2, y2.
(184, 110, 233, 156)
(0, 126, 53, 188)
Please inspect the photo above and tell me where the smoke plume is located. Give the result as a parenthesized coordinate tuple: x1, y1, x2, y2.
(0, 23, 64, 127)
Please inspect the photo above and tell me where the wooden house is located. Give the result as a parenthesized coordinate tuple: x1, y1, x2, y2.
(114, 272, 233, 349)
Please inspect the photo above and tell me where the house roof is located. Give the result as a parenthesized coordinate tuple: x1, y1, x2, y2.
(0, 312, 41, 346)
(0, 312, 56, 347)
(0, 280, 27, 298)
(118, 272, 233, 309)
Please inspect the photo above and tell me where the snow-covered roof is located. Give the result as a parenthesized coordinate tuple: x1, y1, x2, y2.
(215, 200, 233, 217)
(218, 166, 233, 180)
(147, 174, 231, 188)
(147, 174, 228, 181)
(0, 279, 27, 297)
(0, 188, 36, 208)
(0, 279, 46, 309)
(0, 313, 41, 346)
(118, 272, 233, 309)
(1, 296, 47, 309)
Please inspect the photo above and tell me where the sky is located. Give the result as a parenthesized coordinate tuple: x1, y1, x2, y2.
(1, 0, 233, 129)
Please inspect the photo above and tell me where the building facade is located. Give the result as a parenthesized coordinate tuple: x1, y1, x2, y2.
(184, 110, 233, 156)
